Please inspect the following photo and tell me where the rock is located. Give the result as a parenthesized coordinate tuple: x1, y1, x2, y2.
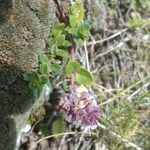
(0, 0, 57, 149)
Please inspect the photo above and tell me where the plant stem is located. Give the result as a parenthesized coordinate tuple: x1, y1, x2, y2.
(70, 46, 75, 91)
(71, 46, 75, 60)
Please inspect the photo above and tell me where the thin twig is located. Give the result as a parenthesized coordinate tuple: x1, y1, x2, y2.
(58, 134, 68, 150)
(84, 41, 90, 71)
(70, 46, 76, 91)
(94, 41, 125, 61)
(87, 29, 127, 46)
(29, 132, 83, 150)
(75, 133, 84, 150)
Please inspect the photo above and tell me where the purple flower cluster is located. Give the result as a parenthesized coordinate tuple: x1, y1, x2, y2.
(58, 90, 100, 131)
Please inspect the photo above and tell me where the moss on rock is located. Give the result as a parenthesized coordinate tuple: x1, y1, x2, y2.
(0, 0, 57, 149)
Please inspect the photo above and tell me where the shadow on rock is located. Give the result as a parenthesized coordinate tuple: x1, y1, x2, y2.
(0, 65, 35, 150)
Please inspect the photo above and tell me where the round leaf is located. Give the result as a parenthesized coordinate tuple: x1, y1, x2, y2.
(76, 68, 94, 85)
(50, 63, 62, 73)
(39, 64, 49, 74)
(52, 117, 66, 134)
(39, 53, 49, 64)
(65, 60, 81, 76)
(23, 72, 39, 81)
(39, 75, 49, 86)
(56, 50, 69, 58)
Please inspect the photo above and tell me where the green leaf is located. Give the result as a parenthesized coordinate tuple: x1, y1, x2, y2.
(54, 34, 72, 47)
(56, 50, 69, 58)
(48, 37, 55, 47)
(76, 68, 94, 85)
(77, 21, 91, 39)
(23, 72, 39, 81)
(69, 0, 84, 27)
(74, 38, 84, 45)
(50, 63, 62, 73)
(39, 75, 49, 86)
(52, 116, 66, 134)
(65, 26, 77, 36)
(29, 81, 39, 90)
(69, 16, 79, 28)
(52, 23, 65, 37)
(51, 44, 58, 56)
(63, 40, 72, 47)
(65, 60, 81, 76)
(39, 53, 49, 64)
(39, 64, 49, 74)
(32, 88, 42, 97)
(56, 34, 66, 46)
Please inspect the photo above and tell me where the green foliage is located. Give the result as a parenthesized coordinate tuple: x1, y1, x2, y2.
(23, 71, 50, 97)
(64, 0, 91, 45)
(76, 68, 94, 86)
(52, 23, 65, 37)
(24, 0, 92, 96)
(39, 53, 49, 64)
(39, 64, 49, 74)
(127, 12, 150, 29)
(65, 60, 94, 85)
(56, 50, 69, 58)
(23, 52, 51, 97)
(65, 60, 81, 76)
(39, 53, 50, 74)
(77, 21, 91, 39)
(23, 72, 39, 81)
(52, 114, 66, 134)
(69, 0, 84, 27)
(50, 63, 62, 73)
(127, 0, 150, 30)
(133, 0, 150, 9)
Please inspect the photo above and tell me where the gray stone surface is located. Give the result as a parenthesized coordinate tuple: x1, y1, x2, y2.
(0, 0, 57, 149)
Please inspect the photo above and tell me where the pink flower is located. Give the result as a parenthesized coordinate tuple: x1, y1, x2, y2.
(58, 89, 101, 131)
(76, 104, 100, 131)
